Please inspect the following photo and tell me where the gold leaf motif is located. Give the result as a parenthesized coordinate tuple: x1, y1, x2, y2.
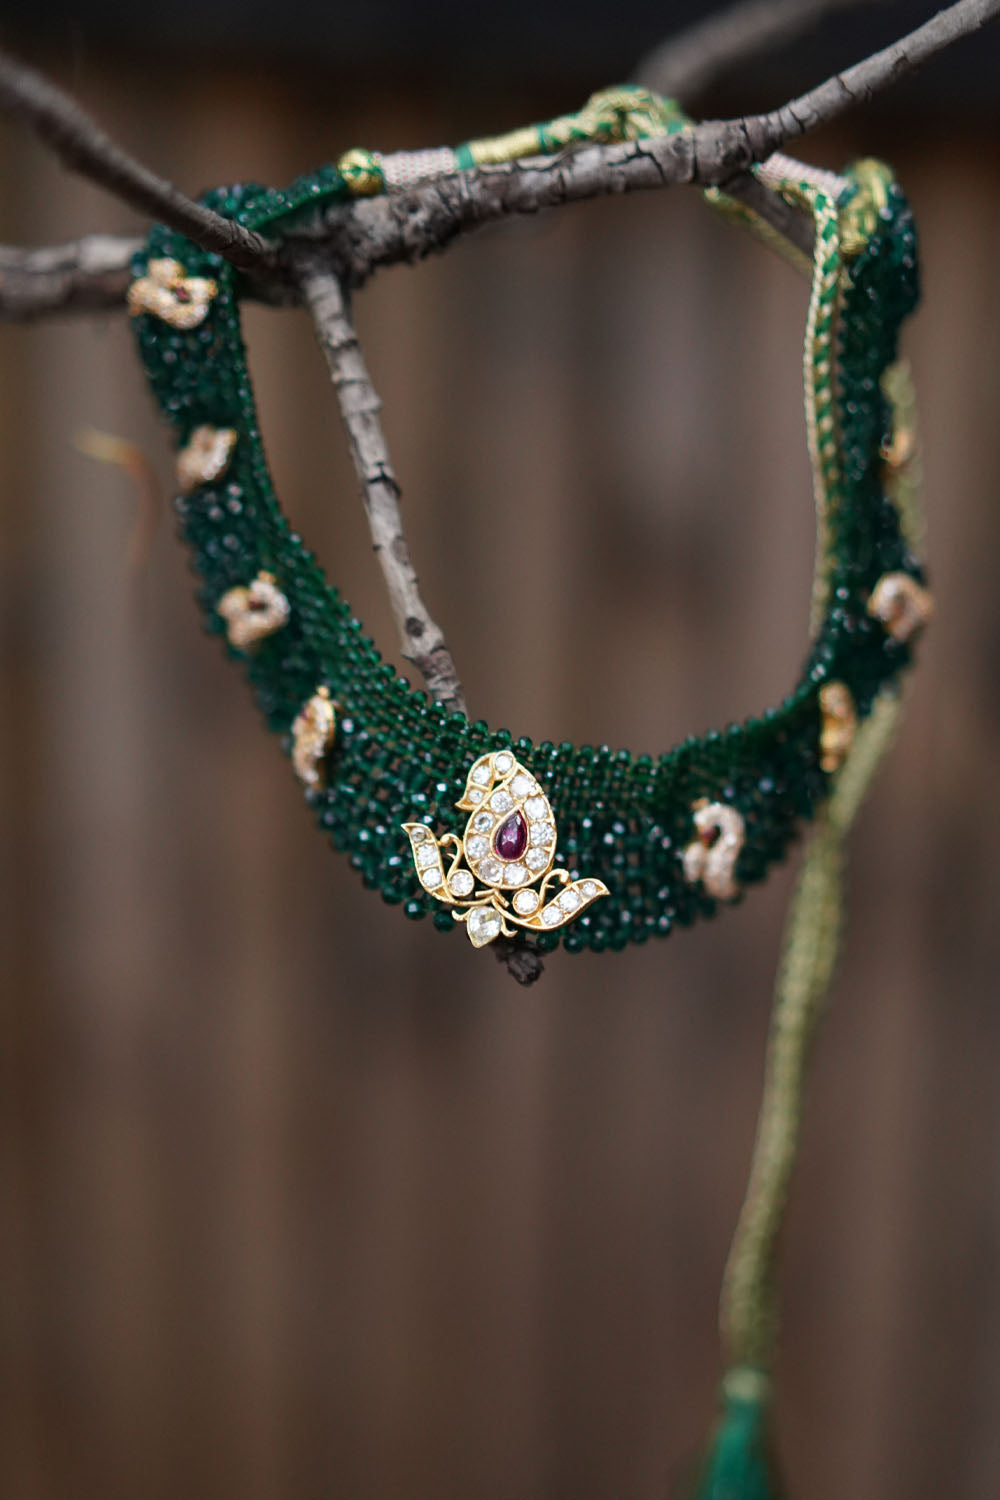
(127, 258, 218, 330)
(681, 800, 745, 902)
(291, 687, 338, 792)
(177, 426, 238, 493)
(819, 681, 857, 774)
(217, 571, 290, 651)
(402, 751, 608, 947)
(867, 571, 934, 644)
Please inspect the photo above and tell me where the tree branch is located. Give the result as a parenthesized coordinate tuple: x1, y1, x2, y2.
(0, 235, 140, 320)
(741, 0, 1000, 152)
(3, 0, 997, 316)
(296, 259, 466, 716)
(0, 51, 270, 269)
(296, 258, 544, 984)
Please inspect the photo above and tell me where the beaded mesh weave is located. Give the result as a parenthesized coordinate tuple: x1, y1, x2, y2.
(129, 99, 923, 956)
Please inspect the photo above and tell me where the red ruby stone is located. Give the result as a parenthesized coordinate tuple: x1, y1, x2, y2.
(494, 810, 528, 861)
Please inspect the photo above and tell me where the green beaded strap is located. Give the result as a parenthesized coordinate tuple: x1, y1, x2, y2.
(128, 88, 929, 955)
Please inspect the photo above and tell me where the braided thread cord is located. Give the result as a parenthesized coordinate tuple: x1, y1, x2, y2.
(343, 86, 680, 190)
(719, 690, 901, 1369)
(719, 350, 923, 1370)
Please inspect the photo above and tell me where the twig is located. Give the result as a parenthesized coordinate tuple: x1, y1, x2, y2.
(0, 51, 270, 269)
(638, 0, 886, 101)
(740, 0, 1000, 154)
(0, 235, 140, 320)
(296, 257, 544, 984)
(75, 427, 163, 607)
(295, 259, 466, 715)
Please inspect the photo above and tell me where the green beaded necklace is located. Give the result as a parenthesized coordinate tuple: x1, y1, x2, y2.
(128, 87, 930, 956)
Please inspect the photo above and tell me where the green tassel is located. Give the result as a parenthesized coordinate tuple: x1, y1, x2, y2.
(693, 1368, 780, 1500)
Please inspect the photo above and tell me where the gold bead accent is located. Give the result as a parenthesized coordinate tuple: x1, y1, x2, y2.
(337, 148, 384, 196)
(127, 258, 218, 330)
(682, 800, 746, 902)
(867, 571, 934, 643)
(839, 159, 894, 257)
(176, 425, 238, 494)
(291, 687, 338, 792)
(217, 571, 290, 651)
(819, 681, 857, 774)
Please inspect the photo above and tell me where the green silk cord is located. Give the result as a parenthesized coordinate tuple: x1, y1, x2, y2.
(700, 361, 923, 1493)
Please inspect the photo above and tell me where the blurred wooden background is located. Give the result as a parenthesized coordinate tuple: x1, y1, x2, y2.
(2, 8, 1000, 1499)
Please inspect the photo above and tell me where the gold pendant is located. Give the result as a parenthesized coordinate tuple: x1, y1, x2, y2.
(402, 750, 608, 948)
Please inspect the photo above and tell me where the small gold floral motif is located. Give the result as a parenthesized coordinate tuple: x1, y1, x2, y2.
(867, 571, 934, 643)
(291, 687, 338, 792)
(177, 426, 238, 493)
(127, 257, 218, 330)
(681, 799, 745, 902)
(402, 750, 608, 948)
(217, 571, 290, 651)
(819, 680, 857, 774)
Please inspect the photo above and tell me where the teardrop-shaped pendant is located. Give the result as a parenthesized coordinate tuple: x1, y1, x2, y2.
(494, 810, 528, 861)
(402, 749, 609, 948)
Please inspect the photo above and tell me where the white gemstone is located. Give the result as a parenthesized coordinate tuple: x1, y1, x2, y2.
(494, 751, 514, 775)
(526, 848, 550, 871)
(466, 787, 483, 804)
(504, 864, 528, 887)
(511, 773, 534, 798)
(541, 905, 562, 926)
(581, 881, 598, 899)
(468, 907, 502, 946)
(559, 888, 581, 913)
(478, 858, 502, 883)
(416, 844, 438, 868)
(422, 867, 442, 888)
(410, 826, 427, 844)
(513, 889, 539, 915)
(472, 812, 493, 832)
(490, 789, 513, 813)
(471, 763, 491, 787)
(466, 835, 488, 858)
(525, 796, 548, 819)
(449, 870, 475, 898)
(530, 822, 555, 846)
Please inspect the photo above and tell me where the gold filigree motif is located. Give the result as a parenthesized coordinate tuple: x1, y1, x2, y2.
(402, 750, 608, 948)
(127, 258, 218, 330)
(291, 687, 338, 791)
(867, 571, 934, 643)
(217, 571, 290, 651)
(681, 799, 746, 902)
(819, 681, 857, 774)
(177, 425, 238, 493)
